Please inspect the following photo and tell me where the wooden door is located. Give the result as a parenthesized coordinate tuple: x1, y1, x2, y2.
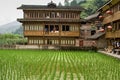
(79, 40, 83, 47)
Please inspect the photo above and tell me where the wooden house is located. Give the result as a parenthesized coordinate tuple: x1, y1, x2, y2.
(77, 12, 106, 49)
(97, 0, 120, 48)
(17, 1, 84, 47)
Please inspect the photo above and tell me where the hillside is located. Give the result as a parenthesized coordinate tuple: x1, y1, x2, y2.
(0, 21, 21, 34)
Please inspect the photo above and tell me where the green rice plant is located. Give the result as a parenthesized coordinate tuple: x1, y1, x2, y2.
(65, 52, 74, 80)
(50, 52, 58, 80)
(0, 50, 120, 80)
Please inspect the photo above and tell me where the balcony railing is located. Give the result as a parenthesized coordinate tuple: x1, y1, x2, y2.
(105, 30, 120, 38)
(103, 11, 120, 24)
(24, 31, 79, 37)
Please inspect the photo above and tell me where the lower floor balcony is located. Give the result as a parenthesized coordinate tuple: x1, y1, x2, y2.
(27, 37, 76, 46)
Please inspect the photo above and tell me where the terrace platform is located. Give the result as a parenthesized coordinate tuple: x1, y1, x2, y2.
(98, 50, 120, 59)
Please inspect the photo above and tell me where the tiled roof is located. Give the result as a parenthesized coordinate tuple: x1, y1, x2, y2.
(17, 5, 84, 11)
(87, 32, 105, 39)
(97, 0, 112, 11)
(85, 12, 100, 20)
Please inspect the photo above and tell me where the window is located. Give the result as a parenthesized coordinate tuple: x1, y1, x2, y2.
(34, 40, 39, 44)
(29, 25, 32, 30)
(114, 5, 118, 12)
(66, 25, 70, 31)
(50, 12, 55, 18)
(45, 25, 49, 32)
(91, 30, 96, 35)
(60, 40, 74, 45)
(49, 40, 52, 45)
(45, 12, 50, 18)
(55, 25, 59, 31)
(61, 13, 65, 18)
(74, 26, 79, 31)
(39, 25, 43, 31)
(113, 22, 117, 30)
(62, 25, 66, 31)
(62, 25, 70, 31)
(31, 40, 34, 44)
(56, 12, 60, 17)
(119, 2, 120, 11)
(62, 40, 65, 44)
(29, 40, 32, 44)
(81, 30, 84, 36)
(70, 26, 73, 31)
(118, 22, 120, 30)
(39, 40, 43, 44)
(65, 40, 67, 44)
(50, 25, 54, 32)
(45, 40, 47, 44)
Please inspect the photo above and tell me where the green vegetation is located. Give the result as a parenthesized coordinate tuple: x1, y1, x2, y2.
(63, 0, 109, 18)
(0, 34, 27, 47)
(80, 0, 109, 18)
(0, 50, 120, 80)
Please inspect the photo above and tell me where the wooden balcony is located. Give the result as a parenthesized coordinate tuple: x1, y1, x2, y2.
(103, 11, 120, 24)
(44, 31, 79, 37)
(44, 32, 60, 36)
(61, 31, 79, 37)
(105, 30, 120, 38)
(24, 31, 44, 36)
(24, 31, 79, 37)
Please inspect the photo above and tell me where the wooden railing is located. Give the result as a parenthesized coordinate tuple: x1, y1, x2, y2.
(103, 11, 120, 24)
(61, 31, 79, 37)
(105, 30, 120, 38)
(24, 31, 79, 37)
(44, 32, 60, 36)
(24, 31, 44, 36)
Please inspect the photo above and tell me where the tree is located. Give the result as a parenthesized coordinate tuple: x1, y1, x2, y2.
(80, 0, 108, 18)
(70, 0, 78, 6)
(64, 0, 70, 6)
(93, 0, 108, 9)
(63, 0, 108, 18)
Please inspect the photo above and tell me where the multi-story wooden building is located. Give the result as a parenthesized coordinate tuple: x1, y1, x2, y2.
(17, 1, 84, 47)
(98, 0, 120, 48)
(80, 13, 107, 49)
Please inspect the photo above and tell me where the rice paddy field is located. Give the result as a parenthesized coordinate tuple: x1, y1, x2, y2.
(0, 50, 120, 80)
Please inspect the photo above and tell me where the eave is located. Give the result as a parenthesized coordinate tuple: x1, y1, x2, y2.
(17, 4, 85, 11)
(17, 19, 82, 23)
(97, 0, 120, 12)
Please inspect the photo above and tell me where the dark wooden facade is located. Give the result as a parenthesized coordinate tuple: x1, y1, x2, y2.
(17, 1, 84, 46)
(98, 0, 120, 48)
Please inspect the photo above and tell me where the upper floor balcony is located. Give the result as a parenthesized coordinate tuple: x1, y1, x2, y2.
(101, 1, 120, 24)
(103, 11, 120, 24)
(23, 11, 80, 20)
(105, 30, 120, 38)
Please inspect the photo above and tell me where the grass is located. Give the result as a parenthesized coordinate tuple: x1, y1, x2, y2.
(0, 50, 120, 80)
